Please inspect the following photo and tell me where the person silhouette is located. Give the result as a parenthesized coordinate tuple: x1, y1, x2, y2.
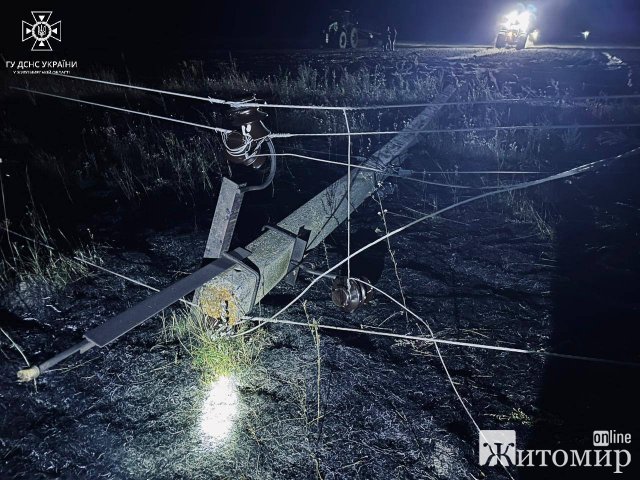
(391, 25, 397, 51)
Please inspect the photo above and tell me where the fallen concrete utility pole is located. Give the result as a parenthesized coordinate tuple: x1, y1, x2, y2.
(196, 83, 458, 322)
(15, 83, 458, 381)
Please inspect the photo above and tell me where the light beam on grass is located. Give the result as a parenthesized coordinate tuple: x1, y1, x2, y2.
(199, 375, 238, 448)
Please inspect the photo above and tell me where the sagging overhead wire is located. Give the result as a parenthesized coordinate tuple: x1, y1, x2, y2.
(13, 86, 640, 142)
(243, 317, 640, 366)
(10, 87, 232, 134)
(49, 72, 239, 106)
(51, 72, 640, 111)
(270, 122, 640, 139)
(287, 146, 547, 173)
(251, 151, 543, 189)
(361, 279, 640, 368)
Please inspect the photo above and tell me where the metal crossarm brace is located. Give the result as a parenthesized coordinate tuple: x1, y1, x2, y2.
(204, 177, 245, 260)
(18, 248, 251, 380)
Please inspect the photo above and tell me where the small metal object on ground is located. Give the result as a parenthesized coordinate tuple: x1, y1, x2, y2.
(331, 276, 373, 313)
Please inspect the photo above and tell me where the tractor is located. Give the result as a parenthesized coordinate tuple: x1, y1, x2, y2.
(495, 8, 537, 50)
(323, 10, 381, 49)
(324, 10, 359, 49)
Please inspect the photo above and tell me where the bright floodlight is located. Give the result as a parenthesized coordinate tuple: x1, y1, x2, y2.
(517, 11, 531, 32)
(530, 29, 540, 42)
(505, 10, 519, 24)
(199, 375, 239, 447)
(582, 31, 590, 40)
(503, 9, 531, 33)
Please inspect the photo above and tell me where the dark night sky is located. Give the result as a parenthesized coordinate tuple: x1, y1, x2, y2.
(2, 1, 640, 61)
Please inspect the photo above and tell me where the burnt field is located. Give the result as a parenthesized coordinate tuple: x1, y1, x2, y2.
(1, 45, 640, 479)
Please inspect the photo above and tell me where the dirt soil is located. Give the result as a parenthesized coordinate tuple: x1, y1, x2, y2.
(1, 46, 640, 479)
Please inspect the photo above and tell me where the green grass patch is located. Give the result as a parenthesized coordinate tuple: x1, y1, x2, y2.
(165, 308, 267, 383)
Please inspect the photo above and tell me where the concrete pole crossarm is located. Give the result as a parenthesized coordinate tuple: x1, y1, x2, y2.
(197, 84, 459, 322)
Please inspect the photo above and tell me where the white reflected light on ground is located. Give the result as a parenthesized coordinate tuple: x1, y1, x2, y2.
(199, 375, 239, 447)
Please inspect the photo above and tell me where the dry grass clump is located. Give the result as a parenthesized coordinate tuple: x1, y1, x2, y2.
(0, 213, 100, 289)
